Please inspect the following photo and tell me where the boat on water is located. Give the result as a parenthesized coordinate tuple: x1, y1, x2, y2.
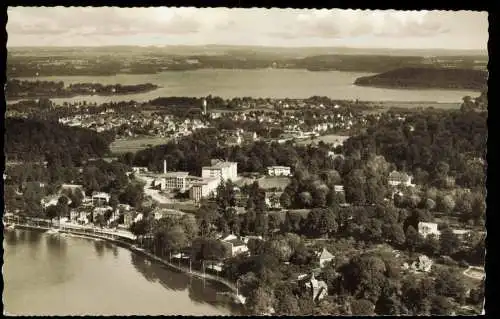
(46, 228, 60, 235)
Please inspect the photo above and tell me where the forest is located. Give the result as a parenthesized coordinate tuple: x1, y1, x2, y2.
(4, 117, 113, 164)
(6, 79, 158, 99)
(354, 68, 488, 90)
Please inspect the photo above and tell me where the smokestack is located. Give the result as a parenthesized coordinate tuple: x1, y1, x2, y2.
(202, 99, 207, 115)
(164, 160, 167, 174)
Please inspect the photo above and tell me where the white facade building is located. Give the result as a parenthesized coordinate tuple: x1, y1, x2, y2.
(153, 172, 190, 191)
(189, 178, 219, 202)
(267, 166, 292, 177)
(202, 159, 238, 182)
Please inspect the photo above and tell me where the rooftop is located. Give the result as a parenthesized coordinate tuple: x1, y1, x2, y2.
(161, 171, 190, 178)
(203, 159, 237, 169)
(318, 248, 334, 260)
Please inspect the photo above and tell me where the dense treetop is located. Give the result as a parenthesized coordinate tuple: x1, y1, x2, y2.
(5, 117, 112, 163)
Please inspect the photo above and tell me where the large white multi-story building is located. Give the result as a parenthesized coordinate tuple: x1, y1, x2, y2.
(202, 159, 238, 182)
(267, 166, 292, 177)
(189, 177, 220, 202)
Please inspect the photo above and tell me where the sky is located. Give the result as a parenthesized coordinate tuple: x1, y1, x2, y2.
(7, 7, 489, 50)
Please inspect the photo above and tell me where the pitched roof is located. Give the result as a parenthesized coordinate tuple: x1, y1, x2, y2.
(388, 170, 411, 181)
(318, 248, 334, 260)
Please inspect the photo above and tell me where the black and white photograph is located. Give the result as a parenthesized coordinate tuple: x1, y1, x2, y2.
(3, 7, 488, 316)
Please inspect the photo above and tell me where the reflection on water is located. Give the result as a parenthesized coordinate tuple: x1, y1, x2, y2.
(129, 252, 242, 314)
(4, 229, 19, 245)
(94, 240, 105, 257)
(4, 229, 238, 315)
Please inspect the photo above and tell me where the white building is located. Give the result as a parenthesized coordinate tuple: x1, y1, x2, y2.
(202, 159, 238, 182)
(418, 222, 440, 238)
(267, 166, 292, 177)
(153, 172, 190, 191)
(220, 234, 249, 257)
(189, 178, 219, 202)
(388, 170, 415, 187)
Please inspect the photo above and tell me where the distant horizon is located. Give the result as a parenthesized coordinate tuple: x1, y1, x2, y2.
(8, 8, 488, 50)
(7, 44, 488, 56)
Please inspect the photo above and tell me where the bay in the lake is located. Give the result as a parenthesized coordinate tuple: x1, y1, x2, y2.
(3, 229, 239, 316)
(11, 69, 479, 106)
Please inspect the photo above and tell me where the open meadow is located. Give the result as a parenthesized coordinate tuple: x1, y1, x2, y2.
(110, 137, 171, 154)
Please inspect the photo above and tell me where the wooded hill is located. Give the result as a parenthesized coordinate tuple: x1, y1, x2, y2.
(354, 68, 488, 91)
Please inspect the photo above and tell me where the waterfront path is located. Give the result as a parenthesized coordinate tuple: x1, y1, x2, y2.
(4, 216, 245, 305)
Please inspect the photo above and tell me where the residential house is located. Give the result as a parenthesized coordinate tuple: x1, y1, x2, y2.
(241, 235, 263, 245)
(123, 211, 135, 227)
(388, 170, 415, 187)
(41, 194, 72, 209)
(303, 273, 328, 302)
(131, 167, 148, 174)
(220, 234, 249, 257)
(60, 184, 86, 200)
(93, 206, 112, 217)
(317, 248, 335, 268)
(418, 222, 440, 238)
(333, 185, 345, 194)
(267, 166, 292, 177)
(91, 192, 111, 206)
(410, 255, 434, 273)
(452, 229, 472, 240)
(265, 191, 283, 209)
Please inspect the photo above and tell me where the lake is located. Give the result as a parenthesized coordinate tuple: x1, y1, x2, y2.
(11, 69, 479, 105)
(3, 229, 239, 316)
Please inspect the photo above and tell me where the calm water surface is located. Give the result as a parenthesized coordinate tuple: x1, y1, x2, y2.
(12, 69, 479, 105)
(3, 229, 238, 316)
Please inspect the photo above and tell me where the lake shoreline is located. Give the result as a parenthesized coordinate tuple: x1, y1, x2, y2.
(7, 222, 244, 308)
(7, 69, 478, 105)
(6, 87, 161, 101)
(354, 83, 483, 92)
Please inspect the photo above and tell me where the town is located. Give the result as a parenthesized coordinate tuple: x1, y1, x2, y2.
(4, 7, 488, 317)
(4, 89, 487, 316)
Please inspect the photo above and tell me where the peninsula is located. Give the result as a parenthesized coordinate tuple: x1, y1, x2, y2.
(6, 79, 159, 100)
(354, 67, 488, 91)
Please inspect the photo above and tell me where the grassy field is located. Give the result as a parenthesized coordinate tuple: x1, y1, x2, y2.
(235, 176, 291, 190)
(297, 134, 350, 146)
(110, 136, 171, 154)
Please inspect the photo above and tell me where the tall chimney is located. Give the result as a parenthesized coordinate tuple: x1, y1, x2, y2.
(202, 99, 207, 115)
(164, 160, 167, 174)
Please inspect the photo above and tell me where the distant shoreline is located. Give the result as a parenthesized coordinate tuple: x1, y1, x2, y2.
(354, 83, 483, 92)
(6, 87, 160, 101)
